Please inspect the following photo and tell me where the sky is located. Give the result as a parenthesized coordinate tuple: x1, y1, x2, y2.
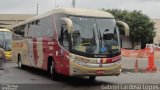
(0, 0, 160, 19)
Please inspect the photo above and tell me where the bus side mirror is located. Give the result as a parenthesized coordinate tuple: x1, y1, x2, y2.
(116, 21, 129, 36)
(60, 18, 73, 34)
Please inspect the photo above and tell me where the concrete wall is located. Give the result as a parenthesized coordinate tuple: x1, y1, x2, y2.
(0, 14, 35, 29)
(152, 19, 160, 45)
(121, 35, 132, 49)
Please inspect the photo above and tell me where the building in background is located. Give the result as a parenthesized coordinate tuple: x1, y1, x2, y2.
(0, 14, 35, 29)
(152, 19, 160, 45)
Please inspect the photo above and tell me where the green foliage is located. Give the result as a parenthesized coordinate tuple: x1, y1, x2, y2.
(101, 8, 156, 48)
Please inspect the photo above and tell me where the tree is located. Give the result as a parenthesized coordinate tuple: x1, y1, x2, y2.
(101, 8, 156, 49)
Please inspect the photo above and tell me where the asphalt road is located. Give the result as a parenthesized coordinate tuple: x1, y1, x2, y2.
(0, 57, 160, 90)
(0, 62, 109, 90)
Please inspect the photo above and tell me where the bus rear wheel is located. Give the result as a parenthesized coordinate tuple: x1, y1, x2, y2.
(49, 60, 59, 80)
(18, 55, 23, 69)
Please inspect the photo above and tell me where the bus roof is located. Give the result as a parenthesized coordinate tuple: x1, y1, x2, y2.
(0, 29, 11, 32)
(13, 8, 114, 28)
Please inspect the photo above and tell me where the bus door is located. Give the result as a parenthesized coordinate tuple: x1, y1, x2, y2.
(57, 24, 70, 75)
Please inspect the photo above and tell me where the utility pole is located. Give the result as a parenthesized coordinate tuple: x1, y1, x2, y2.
(72, 0, 76, 8)
(55, 0, 57, 8)
(36, 4, 39, 15)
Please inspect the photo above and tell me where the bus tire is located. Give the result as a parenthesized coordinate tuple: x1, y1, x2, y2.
(18, 55, 23, 69)
(89, 76, 96, 80)
(48, 58, 58, 80)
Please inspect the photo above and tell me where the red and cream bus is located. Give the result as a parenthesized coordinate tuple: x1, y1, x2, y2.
(12, 8, 129, 80)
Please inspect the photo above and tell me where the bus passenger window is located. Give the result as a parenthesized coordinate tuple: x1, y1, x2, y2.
(28, 23, 30, 28)
(31, 21, 35, 25)
(35, 20, 42, 37)
(35, 20, 40, 25)
(28, 22, 36, 38)
(14, 25, 25, 36)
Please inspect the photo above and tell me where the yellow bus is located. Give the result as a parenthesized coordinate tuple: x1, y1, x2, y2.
(0, 29, 12, 60)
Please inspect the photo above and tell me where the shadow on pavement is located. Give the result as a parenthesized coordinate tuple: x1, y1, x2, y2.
(122, 68, 147, 73)
(16, 65, 113, 87)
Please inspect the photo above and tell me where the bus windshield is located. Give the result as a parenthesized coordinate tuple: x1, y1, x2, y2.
(70, 16, 120, 56)
(0, 31, 12, 51)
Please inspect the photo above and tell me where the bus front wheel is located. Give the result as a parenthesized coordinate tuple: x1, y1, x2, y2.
(89, 76, 96, 80)
(49, 60, 59, 80)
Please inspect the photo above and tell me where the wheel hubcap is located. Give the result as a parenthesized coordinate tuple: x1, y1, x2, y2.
(50, 66, 53, 74)
(50, 61, 54, 74)
(19, 61, 21, 67)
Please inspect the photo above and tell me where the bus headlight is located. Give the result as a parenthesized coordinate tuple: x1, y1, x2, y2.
(74, 60, 86, 66)
(68, 54, 87, 66)
(67, 54, 76, 60)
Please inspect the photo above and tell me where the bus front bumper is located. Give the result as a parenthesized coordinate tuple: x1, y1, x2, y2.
(69, 60, 121, 76)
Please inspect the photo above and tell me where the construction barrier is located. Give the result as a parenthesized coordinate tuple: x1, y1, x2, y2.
(121, 48, 148, 58)
(122, 46, 157, 72)
(121, 48, 160, 59)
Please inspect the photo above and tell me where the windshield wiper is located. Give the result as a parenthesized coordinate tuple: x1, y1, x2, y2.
(91, 29, 96, 45)
(98, 29, 113, 54)
(103, 38, 112, 54)
(97, 30, 103, 53)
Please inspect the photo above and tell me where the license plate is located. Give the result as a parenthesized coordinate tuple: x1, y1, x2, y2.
(96, 70, 105, 75)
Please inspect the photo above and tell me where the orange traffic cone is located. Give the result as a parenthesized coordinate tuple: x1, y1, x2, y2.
(135, 59, 138, 72)
(147, 53, 156, 72)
